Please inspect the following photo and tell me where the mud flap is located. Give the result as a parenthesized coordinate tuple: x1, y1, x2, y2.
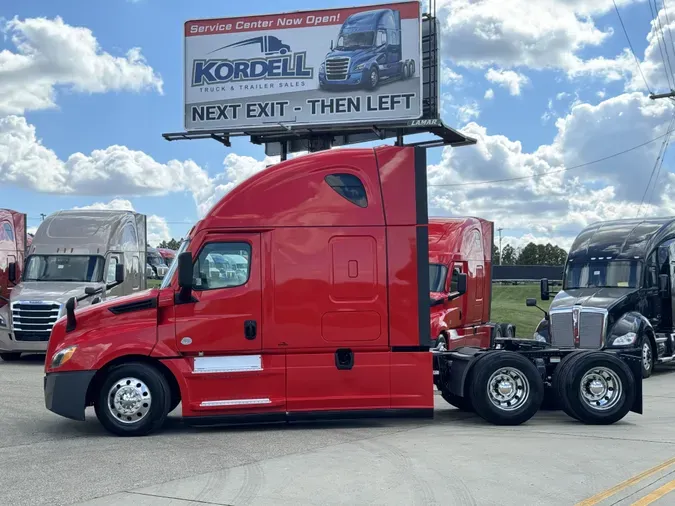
(617, 350, 643, 415)
(435, 348, 492, 398)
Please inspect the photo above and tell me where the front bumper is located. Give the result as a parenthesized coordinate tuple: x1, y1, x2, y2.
(0, 328, 49, 353)
(319, 70, 365, 87)
(44, 370, 96, 421)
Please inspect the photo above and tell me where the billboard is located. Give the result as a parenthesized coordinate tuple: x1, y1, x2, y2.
(184, 1, 423, 131)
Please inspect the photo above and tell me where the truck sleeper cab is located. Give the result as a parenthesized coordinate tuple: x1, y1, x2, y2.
(428, 217, 515, 354)
(43, 146, 643, 437)
(0, 209, 27, 361)
(318, 6, 416, 90)
(537, 217, 675, 379)
(2, 210, 147, 360)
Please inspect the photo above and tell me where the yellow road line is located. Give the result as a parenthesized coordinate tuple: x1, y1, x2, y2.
(630, 479, 675, 506)
(575, 457, 675, 506)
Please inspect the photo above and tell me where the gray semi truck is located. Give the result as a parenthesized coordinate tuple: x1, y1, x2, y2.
(318, 7, 416, 90)
(0, 210, 147, 361)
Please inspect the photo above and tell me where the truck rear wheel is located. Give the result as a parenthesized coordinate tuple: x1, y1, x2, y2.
(499, 323, 515, 338)
(468, 352, 543, 425)
(440, 387, 473, 411)
(94, 362, 171, 437)
(640, 336, 654, 378)
(367, 67, 379, 90)
(556, 352, 635, 425)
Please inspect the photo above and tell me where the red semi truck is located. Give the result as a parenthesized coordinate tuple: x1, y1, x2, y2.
(42, 146, 643, 436)
(428, 217, 514, 354)
(0, 210, 27, 357)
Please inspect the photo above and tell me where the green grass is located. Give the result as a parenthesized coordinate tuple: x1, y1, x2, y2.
(490, 284, 552, 337)
(147, 279, 162, 289)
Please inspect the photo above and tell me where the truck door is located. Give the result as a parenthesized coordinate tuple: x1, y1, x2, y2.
(174, 233, 262, 353)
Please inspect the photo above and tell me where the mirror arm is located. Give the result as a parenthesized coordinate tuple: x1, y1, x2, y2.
(0, 295, 8, 304)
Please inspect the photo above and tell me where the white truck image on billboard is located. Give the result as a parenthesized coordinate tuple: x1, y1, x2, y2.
(184, 1, 422, 131)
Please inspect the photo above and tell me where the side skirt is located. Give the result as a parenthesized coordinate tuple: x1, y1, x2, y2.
(184, 408, 434, 428)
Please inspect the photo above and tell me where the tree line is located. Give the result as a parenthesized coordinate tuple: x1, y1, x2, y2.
(158, 238, 566, 266)
(492, 242, 567, 266)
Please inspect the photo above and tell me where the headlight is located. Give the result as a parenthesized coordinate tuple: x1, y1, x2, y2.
(319, 64, 325, 73)
(608, 332, 637, 346)
(50, 345, 77, 369)
(354, 63, 365, 71)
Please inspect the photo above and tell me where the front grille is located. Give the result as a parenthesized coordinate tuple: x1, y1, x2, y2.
(549, 307, 606, 349)
(579, 311, 605, 349)
(11, 301, 61, 342)
(326, 57, 350, 80)
(550, 312, 574, 348)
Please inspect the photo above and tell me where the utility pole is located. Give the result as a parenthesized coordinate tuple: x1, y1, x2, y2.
(497, 227, 503, 265)
(649, 91, 675, 100)
(40, 213, 46, 221)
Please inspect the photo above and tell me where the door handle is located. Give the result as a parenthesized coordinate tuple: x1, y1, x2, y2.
(244, 320, 257, 340)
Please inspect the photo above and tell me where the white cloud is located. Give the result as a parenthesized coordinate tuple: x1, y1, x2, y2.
(485, 68, 530, 95)
(441, 65, 463, 84)
(457, 102, 481, 122)
(556, 92, 570, 100)
(0, 115, 209, 198)
(0, 16, 163, 115)
(73, 198, 171, 247)
(426, 91, 674, 245)
(484, 88, 495, 100)
(437, 0, 635, 73)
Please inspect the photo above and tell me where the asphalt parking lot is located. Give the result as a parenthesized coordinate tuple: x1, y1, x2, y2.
(1, 355, 674, 506)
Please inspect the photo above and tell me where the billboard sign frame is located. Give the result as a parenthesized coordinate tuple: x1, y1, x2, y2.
(183, 1, 424, 133)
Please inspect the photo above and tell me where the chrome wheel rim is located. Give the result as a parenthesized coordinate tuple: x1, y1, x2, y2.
(371, 69, 378, 87)
(108, 377, 152, 424)
(580, 367, 622, 411)
(486, 367, 530, 411)
(643, 342, 652, 371)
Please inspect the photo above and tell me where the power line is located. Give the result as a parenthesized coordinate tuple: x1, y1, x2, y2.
(428, 126, 675, 188)
(650, 0, 675, 89)
(638, 112, 675, 216)
(614, 0, 654, 94)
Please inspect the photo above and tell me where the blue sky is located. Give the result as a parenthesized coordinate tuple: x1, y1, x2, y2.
(2, 0, 675, 249)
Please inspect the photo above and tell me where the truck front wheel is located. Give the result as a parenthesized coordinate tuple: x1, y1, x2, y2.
(640, 336, 654, 378)
(94, 362, 171, 437)
(556, 352, 635, 425)
(0, 352, 22, 362)
(367, 67, 379, 90)
(468, 352, 543, 425)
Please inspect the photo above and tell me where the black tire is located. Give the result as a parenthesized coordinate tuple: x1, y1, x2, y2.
(557, 352, 635, 425)
(468, 352, 543, 425)
(441, 389, 473, 412)
(500, 323, 515, 338)
(367, 66, 379, 90)
(94, 362, 171, 437)
(552, 350, 588, 420)
(409, 60, 416, 77)
(434, 333, 448, 351)
(640, 335, 654, 379)
(494, 324, 503, 339)
(0, 352, 21, 362)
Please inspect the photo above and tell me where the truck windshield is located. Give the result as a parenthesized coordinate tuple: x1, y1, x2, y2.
(147, 254, 163, 267)
(160, 239, 189, 289)
(429, 263, 448, 293)
(563, 260, 642, 289)
(23, 255, 104, 282)
(337, 32, 374, 49)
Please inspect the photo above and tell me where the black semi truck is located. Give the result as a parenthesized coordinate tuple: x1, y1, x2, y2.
(535, 217, 675, 378)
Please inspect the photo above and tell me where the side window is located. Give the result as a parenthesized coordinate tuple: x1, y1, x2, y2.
(450, 265, 462, 292)
(1, 222, 13, 242)
(106, 256, 119, 284)
(646, 251, 658, 288)
(325, 174, 368, 208)
(193, 242, 251, 290)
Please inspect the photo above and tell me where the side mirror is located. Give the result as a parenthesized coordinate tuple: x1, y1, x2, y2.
(84, 286, 97, 296)
(526, 298, 537, 307)
(115, 263, 125, 284)
(8, 262, 16, 284)
(659, 274, 669, 298)
(177, 251, 194, 302)
(330, 40, 334, 50)
(456, 273, 467, 296)
(65, 296, 77, 333)
(540, 278, 550, 301)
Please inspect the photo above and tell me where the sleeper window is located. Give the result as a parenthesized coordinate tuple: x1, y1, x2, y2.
(106, 257, 119, 284)
(325, 174, 368, 208)
(193, 242, 251, 290)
